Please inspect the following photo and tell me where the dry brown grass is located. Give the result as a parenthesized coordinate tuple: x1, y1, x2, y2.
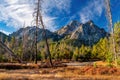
(0, 61, 120, 80)
(0, 66, 120, 80)
(0, 63, 39, 69)
(0, 61, 66, 69)
(95, 61, 108, 66)
(0, 71, 120, 80)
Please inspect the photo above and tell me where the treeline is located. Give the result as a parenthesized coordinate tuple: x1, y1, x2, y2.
(0, 22, 120, 63)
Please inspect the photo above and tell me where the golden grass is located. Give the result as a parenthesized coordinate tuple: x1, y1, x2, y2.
(0, 66, 120, 80)
(0, 72, 120, 80)
(95, 61, 108, 66)
(0, 61, 120, 80)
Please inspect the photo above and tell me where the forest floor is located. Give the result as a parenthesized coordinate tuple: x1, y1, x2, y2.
(0, 61, 120, 80)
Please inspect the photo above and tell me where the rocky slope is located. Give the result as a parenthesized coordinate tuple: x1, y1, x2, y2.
(10, 26, 60, 42)
(8, 20, 108, 46)
(70, 20, 107, 45)
(57, 20, 81, 36)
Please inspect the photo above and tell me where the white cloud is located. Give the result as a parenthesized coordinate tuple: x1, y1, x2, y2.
(0, 29, 10, 35)
(42, 0, 71, 14)
(41, 0, 72, 31)
(0, 0, 34, 28)
(42, 14, 57, 31)
(5, 0, 19, 4)
(0, 0, 71, 31)
(79, 0, 105, 23)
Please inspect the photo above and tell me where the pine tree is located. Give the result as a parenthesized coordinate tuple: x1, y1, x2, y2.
(72, 47, 79, 61)
(114, 22, 120, 58)
(92, 44, 98, 59)
(114, 22, 120, 65)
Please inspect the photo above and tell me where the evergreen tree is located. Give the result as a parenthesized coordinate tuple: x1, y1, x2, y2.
(114, 22, 120, 64)
(92, 38, 110, 61)
(72, 47, 79, 61)
(114, 22, 120, 55)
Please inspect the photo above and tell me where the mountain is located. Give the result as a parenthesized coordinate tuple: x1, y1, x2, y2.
(9, 20, 108, 46)
(57, 20, 108, 46)
(10, 26, 60, 42)
(0, 32, 10, 42)
(70, 20, 108, 45)
(57, 20, 81, 36)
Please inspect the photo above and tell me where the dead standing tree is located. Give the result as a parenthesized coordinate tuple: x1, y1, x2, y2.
(33, 0, 53, 66)
(32, 0, 40, 64)
(105, 0, 117, 65)
(38, 0, 53, 66)
(22, 22, 27, 60)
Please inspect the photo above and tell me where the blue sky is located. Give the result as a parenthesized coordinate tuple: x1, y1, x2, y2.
(0, 0, 120, 35)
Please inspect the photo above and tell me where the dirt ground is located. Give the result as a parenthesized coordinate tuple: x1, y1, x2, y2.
(0, 66, 120, 80)
(0, 61, 120, 80)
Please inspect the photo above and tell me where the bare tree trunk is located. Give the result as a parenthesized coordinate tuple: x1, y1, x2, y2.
(105, 0, 117, 65)
(36, 0, 53, 66)
(22, 22, 25, 60)
(0, 30, 3, 42)
(40, 13, 53, 67)
(34, 0, 40, 64)
(34, 19, 38, 64)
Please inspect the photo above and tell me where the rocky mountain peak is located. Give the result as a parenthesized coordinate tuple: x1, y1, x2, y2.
(7, 20, 108, 46)
(68, 20, 81, 27)
(57, 20, 81, 36)
(70, 20, 107, 45)
(10, 27, 60, 42)
(86, 20, 94, 24)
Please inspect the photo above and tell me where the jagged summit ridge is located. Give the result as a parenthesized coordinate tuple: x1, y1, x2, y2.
(57, 20, 81, 36)
(70, 20, 107, 45)
(10, 26, 60, 41)
(0, 20, 108, 46)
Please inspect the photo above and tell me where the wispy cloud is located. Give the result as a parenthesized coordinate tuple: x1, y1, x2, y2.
(79, 0, 105, 23)
(0, 0, 71, 31)
(42, 0, 71, 15)
(41, 0, 71, 31)
(0, 0, 34, 28)
(0, 29, 10, 35)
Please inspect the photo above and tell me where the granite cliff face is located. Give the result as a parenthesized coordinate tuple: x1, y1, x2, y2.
(8, 20, 107, 46)
(56, 20, 107, 45)
(70, 20, 107, 45)
(10, 26, 60, 42)
(57, 20, 81, 36)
